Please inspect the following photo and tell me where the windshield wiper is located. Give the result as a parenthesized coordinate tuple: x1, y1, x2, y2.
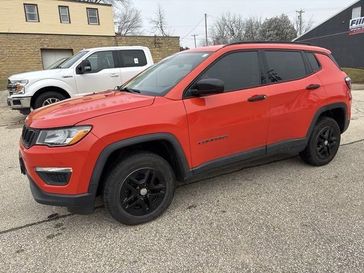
(117, 86, 141, 93)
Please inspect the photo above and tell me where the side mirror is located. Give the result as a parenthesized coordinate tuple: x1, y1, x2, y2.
(76, 60, 92, 74)
(190, 78, 224, 97)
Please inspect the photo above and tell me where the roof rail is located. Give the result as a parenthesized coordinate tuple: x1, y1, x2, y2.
(224, 41, 313, 47)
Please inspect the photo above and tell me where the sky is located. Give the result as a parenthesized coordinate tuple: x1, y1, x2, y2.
(128, 0, 359, 48)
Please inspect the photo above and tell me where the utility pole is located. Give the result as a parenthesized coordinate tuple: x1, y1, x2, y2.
(296, 9, 305, 36)
(191, 34, 198, 48)
(204, 13, 208, 46)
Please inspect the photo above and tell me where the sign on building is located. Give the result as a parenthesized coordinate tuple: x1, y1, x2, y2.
(349, 16, 364, 35)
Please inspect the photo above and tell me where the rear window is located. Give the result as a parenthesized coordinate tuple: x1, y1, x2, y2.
(264, 51, 307, 82)
(306, 52, 321, 72)
(118, 50, 147, 67)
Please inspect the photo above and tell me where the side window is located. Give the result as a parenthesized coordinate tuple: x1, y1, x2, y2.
(265, 51, 306, 83)
(86, 51, 115, 73)
(24, 4, 39, 22)
(306, 52, 321, 72)
(118, 50, 147, 67)
(198, 51, 261, 91)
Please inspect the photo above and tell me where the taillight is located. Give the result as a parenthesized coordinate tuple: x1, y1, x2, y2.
(345, 76, 352, 100)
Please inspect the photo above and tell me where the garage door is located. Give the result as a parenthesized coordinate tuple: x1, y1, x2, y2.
(41, 49, 73, 69)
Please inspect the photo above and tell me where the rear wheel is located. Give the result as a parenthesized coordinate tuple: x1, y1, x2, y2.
(33, 91, 67, 109)
(300, 117, 341, 166)
(103, 152, 176, 225)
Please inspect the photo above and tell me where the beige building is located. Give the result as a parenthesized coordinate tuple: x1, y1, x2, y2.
(0, 0, 115, 36)
(0, 0, 180, 89)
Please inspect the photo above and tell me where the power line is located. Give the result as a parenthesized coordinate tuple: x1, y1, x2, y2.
(181, 17, 204, 40)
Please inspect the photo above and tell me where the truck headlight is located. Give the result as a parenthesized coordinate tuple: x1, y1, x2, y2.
(10, 80, 29, 94)
(36, 126, 92, 146)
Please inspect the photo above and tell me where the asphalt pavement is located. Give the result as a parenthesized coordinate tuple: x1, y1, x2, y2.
(0, 90, 363, 273)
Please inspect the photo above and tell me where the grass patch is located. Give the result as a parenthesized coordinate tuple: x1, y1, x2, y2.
(342, 67, 364, 84)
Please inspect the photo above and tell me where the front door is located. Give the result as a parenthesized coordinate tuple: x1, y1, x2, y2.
(183, 51, 269, 168)
(75, 50, 121, 95)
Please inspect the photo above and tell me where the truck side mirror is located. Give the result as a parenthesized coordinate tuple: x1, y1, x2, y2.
(76, 60, 92, 74)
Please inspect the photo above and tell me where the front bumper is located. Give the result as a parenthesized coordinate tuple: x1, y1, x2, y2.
(7, 95, 31, 109)
(28, 175, 95, 214)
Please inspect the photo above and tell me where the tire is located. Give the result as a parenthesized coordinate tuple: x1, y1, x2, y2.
(19, 109, 31, 115)
(300, 117, 341, 166)
(103, 152, 176, 225)
(33, 91, 67, 109)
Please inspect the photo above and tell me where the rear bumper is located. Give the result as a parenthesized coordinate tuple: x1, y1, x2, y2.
(28, 175, 95, 214)
(7, 95, 31, 109)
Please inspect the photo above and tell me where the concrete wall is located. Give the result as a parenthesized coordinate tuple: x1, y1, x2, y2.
(0, 0, 115, 36)
(0, 33, 180, 89)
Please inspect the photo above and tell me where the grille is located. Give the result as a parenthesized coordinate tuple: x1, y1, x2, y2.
(22, 126, 39, 148)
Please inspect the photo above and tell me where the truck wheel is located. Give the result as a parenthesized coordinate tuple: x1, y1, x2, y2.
(103, 152, 176, 225)
(34, 91, 67, 109)
(300, 117, 341, 166)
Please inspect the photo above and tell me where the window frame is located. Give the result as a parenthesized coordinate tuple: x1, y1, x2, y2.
(58, 5, 71, 24)
(117, 50, 148, 68)
(261, 49, 315, 85)
(86, 8, 100, 25)
(352, 6, 362, 19)
(83, 50, 118, 74)
(24, 3, 40, 23)
(184, 50, 265, 99)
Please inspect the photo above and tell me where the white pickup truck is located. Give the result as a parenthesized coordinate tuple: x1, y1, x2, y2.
(7, 46, 154, 114)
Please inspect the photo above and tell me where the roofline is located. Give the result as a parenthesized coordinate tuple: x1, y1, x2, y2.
(59, 0, 112, 7)
(293, 0, 361, 41)
(225, 41, 313, 47)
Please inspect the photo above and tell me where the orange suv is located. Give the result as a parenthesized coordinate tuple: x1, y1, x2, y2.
(19, 42, 352, 225)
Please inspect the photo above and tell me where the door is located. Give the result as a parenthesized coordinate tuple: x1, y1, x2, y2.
(117, 49, 149, 84)
(183, 51, 269, 168)
(41, 49, 73, 69)
(261, 50, 324, 145)
(74, 50, 121, 94)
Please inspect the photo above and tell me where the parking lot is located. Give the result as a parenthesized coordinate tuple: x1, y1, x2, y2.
(0, 90, 363, 273)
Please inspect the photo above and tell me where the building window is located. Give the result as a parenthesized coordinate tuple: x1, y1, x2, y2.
(352, 6, 362, 19)
(24, 4, 39, 22)
(87, 8, 99, 25)
(59, 6, 70, 24)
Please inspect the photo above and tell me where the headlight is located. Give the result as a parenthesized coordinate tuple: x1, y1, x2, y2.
(9, 80, 29, 94)
(36, 126, 92, 146)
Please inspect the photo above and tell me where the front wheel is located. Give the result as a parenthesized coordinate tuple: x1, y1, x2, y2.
(103, 152, 176, 225)
(33, 91, 67, 109)
(300, 117, 341, 166)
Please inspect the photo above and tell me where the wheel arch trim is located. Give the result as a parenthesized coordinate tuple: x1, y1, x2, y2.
(88, 133, 191, 196)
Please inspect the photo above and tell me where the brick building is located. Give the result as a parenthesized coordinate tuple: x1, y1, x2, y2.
(0, 0, 180, 89)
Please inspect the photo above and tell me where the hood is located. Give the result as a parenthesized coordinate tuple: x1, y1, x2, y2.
(9, 69, 65, 81)
(26, 91, 155, 128)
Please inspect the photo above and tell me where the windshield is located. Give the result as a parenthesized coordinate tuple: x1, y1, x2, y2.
(47, 57, 69, 70)
(58, 50, 89, 69)
(122, 51, 211, 95)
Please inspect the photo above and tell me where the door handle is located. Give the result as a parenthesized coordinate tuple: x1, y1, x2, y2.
(306, 84, 321, 90)
(248, 94, 267, 102)
(110, 73, 119, 78)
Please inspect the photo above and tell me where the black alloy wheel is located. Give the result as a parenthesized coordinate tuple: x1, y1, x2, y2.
(103, 152, 175, 225)
(300, 117, 341, 166)
(120, 168, 167, 216)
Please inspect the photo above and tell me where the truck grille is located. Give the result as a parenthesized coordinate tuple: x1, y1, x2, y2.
(22, 126, 39, 148)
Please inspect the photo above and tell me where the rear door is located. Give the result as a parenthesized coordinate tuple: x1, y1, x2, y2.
(74, 50, 121, 94)
(183, 51, 270, 168)
(117, 49, 149, 84)
(261, 50, 324, 146)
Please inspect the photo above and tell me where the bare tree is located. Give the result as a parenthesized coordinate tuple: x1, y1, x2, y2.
(114, 1, 142, 35)
(210, 13, 246, 44)
(259, 14, 297, 41)
(150, 5, 169, 36)
(210, 14, 262, 44)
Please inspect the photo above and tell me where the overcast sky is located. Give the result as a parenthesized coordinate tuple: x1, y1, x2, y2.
(130, 0, 358, 47)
